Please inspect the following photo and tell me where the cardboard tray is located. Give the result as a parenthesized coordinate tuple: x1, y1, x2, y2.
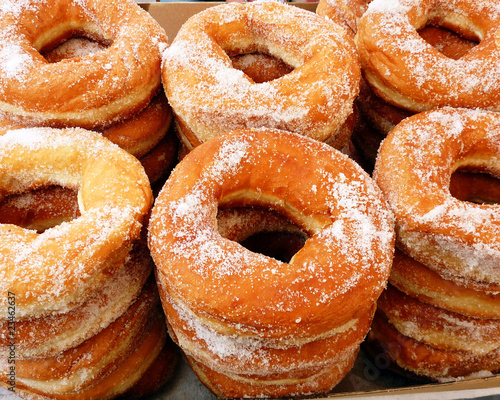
(140, 2, 500, 399)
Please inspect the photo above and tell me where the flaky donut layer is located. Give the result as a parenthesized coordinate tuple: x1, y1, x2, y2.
(0, 0, 167, 129)
(162, 1, 360, 147)
(0, 127, 152, 319)
(374, 108, 500, 286)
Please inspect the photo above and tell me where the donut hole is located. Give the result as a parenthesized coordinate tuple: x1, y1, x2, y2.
(450, 170, 500, 205)
(42, 36, 109, 63)
(0, 186, 80, 233)
(217, 206, 308, 263)
(230, 52, 294, 83)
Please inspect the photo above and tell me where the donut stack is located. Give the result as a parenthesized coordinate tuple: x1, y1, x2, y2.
(0, 0, 178, 186)
(0, 126, 178, 399)
(371, 108, 500, 381)
(148, 128, 396, 398)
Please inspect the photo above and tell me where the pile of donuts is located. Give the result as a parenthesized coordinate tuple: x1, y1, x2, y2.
(0, 0, 179, 399)
(2, 0, 500, 398)
(318, 0, 500, 383)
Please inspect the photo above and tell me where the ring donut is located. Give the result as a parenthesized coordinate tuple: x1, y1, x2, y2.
(374, 107, 500, 286)
(0, 0, 168, 129)
(149, 128, 394, 397)
(0, 126, 152, 319)
(162, 1, 360, 148)
(355, 0, 500, 112)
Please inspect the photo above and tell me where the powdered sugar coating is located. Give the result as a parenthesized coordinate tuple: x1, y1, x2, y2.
(162, 1, 360, 146)
(149, 128, 395, 340)
(374, 107, 500, 286)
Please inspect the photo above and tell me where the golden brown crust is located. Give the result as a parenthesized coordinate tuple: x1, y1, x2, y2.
(0, 238, 153, 359)
(102, 92, 173, 159)
(6, 279, 173, 400)
(150, 128, 394, 339)
(0, 0, 168, 129)
(162, 2, 360, 146)
(316, 0, 369, 33)
(185, 348, 359, 399)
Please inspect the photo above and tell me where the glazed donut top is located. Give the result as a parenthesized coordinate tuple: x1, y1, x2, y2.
(356, 0, 500, 112)
(373, 107, 500, 286)
(149, 128, 394, 339)
(162, 1, 360, 146)
(0, 127, 152, 319)
(0, 0, 168, 129)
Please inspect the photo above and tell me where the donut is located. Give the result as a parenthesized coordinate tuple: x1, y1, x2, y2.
(355, 0, 500, 112)
(185, 347, 359, 399)
(149, 128, 395, 397)
(162, 1, 360, 148)
(389, 248, 500, 320)
(367, 311, 500, 381)
(0, 0, 168, 129)
(377, 284, 500, 356)
(42, 36, 175, 160)
(0, 126, 152, 319)
(373, 107, 500, 287)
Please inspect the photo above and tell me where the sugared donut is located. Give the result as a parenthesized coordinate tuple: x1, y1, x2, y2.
(355, 25, 477, 139)
(378, 284, 500, 356)
(0, 0, 168, 129)
(148, 128, 395, 398)
(390, 248, 500, 321)
(374, 108, 500, 287)
(162, 1, 360, 149)
(355, 0, 500, 112)
(0, 126, 152, 319)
